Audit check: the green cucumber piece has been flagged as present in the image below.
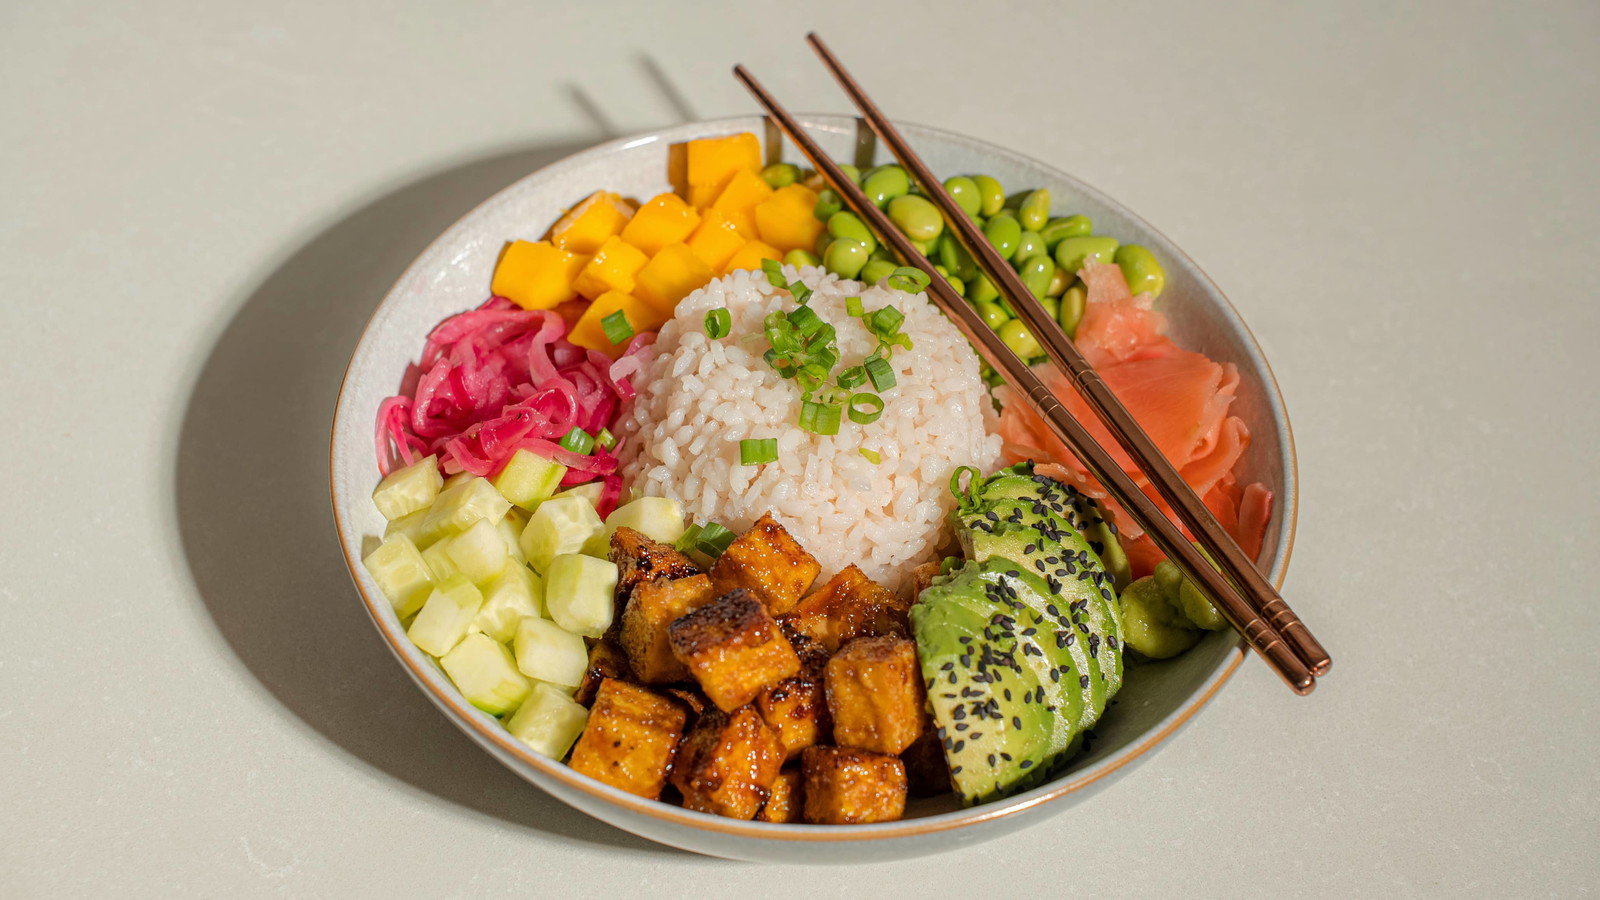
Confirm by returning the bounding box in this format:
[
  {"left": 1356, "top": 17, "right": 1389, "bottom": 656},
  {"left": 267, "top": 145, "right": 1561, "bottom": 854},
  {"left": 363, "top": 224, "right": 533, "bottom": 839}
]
[
  {"left": 407, "top": 576, "right": 484, "bottom": 657},
  {"left": 542, "top": 553, "right": 618, "bottom": 637},
  {"left": 372, "top": 454, "right": 443, "bottom": 521},
  {"left": 512, "top": 616, "right": 589, "bottom": 688},
  {"left": 520, "top": 495, "right": 603, "bottom": 573},
  {"left": 362, "top": 534, "right": 435, "bottom": 618},
  {"left": 491, "top": 449, "right": 568, "bottom": 509},
  {"left": 440, "top": 632, "right": 531, "bottom": 715},
  {"left": 505, "top": 682, "right": 589, "bottom": 758}
]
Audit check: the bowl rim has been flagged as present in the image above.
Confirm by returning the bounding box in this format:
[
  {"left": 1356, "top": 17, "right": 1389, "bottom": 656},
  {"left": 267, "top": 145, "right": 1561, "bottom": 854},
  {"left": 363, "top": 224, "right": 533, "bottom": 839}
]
[{"left": 329, "top": 113, "right": 1298, "bottom": 843}]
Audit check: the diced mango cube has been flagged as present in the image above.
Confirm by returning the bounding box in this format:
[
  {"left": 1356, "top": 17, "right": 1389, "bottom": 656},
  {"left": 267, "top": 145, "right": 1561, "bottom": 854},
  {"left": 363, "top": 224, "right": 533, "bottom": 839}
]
[
  {"left": 686, "top": 133, "right": 763, "bottom": 208},
  {"left": 491, "top": 240, "right": 588, "bottom": 311},
  {"left": 755, "top": 184, "right": 825, "bottom": 253},
  {"left": 635, "top": 243, "right": 716, "bottom": 317},
  {"left": 550, "top": 191, "right": 635, "bottom": 255},
  {"left": 572, "top": 236, "right": 650, "bottom": 300},
  {"left": 721, "top": 239, "right": 783, "bottom": 276},
  {"left": 568, "top": 291, "right": 670, "bottom": 359},
  {"left": 620, "top": 193, "right": 702, "bottom": 257},
  {"left": 711, "top": 169, "right": 774, "bottom": 240},
  {"left": 685, "top": 209, "right": 747, "bottom": 272}
]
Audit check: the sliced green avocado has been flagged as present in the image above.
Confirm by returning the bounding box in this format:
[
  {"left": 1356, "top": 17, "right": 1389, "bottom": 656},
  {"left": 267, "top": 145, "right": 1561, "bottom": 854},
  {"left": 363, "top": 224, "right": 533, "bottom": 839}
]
[{"left": 967, "top": 462, "right": 1132, "bottom": 590}]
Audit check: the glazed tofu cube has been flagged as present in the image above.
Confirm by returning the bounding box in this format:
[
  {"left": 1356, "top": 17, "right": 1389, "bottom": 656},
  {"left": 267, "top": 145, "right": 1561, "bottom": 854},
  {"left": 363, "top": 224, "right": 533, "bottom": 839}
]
[
  {"left": 781, "top": 563, "right": 907, "bottom": 654},
  {"left": 900, "top": 728, "right": 954, "bottom": 798},
  {"left": 611, "top": 526, "right": 700, "bottom": 601},
  {"left": 800, "top": 746, "right": 907, "bottom": 825},
  {"left": 573, "top": 640, "right": 633, "bottom": 707},
  {"left": 825, "top": 636, "right": 926, "bottom": 755},
  {"left": 754, "top": 768, "right": 804, "bottom": 824},
  {"left": 754, "top": 634, "right": 831, "bottom": 761},
  {"left": 669, "top": 589, "right": 801, "bottom": 712},
  {"left": 709, "top": 513, "right": 821, "bottom": 615},
  {"left": 620, "top": 573, "right": 717, "bottom": 683},
  {"left": 670, "top": 706, "right": 785, "bottom": 820},
  {"left": 567, "top": 679, "right": 687, "bottom": 800},
  {"left": 661, "top": 686, "right": 710, "bottom": 722}
]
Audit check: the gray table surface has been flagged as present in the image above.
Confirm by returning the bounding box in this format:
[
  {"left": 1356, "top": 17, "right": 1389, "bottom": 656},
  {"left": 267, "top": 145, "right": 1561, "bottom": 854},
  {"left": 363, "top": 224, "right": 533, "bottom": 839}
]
[{"left": 4, "top": 0, "right": 1596, "bottom": 895}]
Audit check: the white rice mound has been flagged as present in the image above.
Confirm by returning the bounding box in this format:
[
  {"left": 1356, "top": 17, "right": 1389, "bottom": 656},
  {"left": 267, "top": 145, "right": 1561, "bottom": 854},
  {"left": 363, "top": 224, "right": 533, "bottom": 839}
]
[{"left": 617, "top": 265, "right": 1001, "bottom": 590}]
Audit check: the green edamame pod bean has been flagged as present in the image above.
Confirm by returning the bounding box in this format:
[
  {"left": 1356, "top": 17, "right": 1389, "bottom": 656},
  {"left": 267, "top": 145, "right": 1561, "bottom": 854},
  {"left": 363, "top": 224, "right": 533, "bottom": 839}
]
[
  {"left": 946, "top": 274, "right": 965, "bottom": 297},
  {"left": 1039, "top": 215, "right": 1092, "bottom": 248},
  {"left": 1045, "top": 266, "right": 1070, "bottom": 297},
  {"left": 814, "top": 189, "right": 843, "bottom": 222},
  {"left": 887, "top": 194, "right": 944, "bottom": 242},
  {"left": 1054, "top": 236, "right": 1120, "bottom": 275},
  {"left": 862, "top": 165, "right": 909, "bottom": 207},
  {"left": 1169, "top": 544, "right": 1226, "bottom": 631},
  {"left": 827, "top": 211, "right": 878, "bottom": 254},
  {"left": 1013, "top": 230, "right": 1046, "bottom": 267},
  {"left": 1114, "top": 244, "right": 1167, "bottom": 299},
  {"left": 1153, "top": 560, "right": 1184, "bottom": 604},
  {"left": 823, "top": 238, "right": 870, "bottom": 279},
  {"left": 933, "top": 264, "right": 949, "bottom": 278},
  {"left": 1118, "top": 577, "right": 1202, "bottom": 659},
  {"left": 942, "top": 176, "right": 981, "bottom": 217},
  {"left": 968, "top": 272, "right": 999, "bottom": 304},
  {"left": 983, "top": 215, "right": 1023, "bottom": 261},
  {"left": 814, "top": 231, "right": 834, "bottom": 257},
  {"left": 1017, "top": 253, "right": 1056, "bottom": 298},
  {"left": 869, "top": 242, "right": 895, "bottom": 263},
  {"left": 1058, "top": 283, "right": 1086, "bottom": 336},
  {"left": 975, "top": 301, "right": 1010, "bottom": 330},
  {"left": 989, "top": 207, "right": 1017, "bottom": 222},
  {"left": 761, "top": 163, "right": 801, "bottom": 189},
  {"left": 859, "top": 259, "right": 899, "bottom": 284},
  {"left": 1037, "top": 293, "right": 1059, "bottom": 320},
  {"left": 909, "top": 236, "right": 936, "bottom": 256},
  {"left": 937, "top": 232, "right": 977, "bottom": 281},
  {"left": 1017, "top": 189, "right": 1051, "bottom": 231},
  {"left": 783, "top": 248, "right": 821, "bottom": 268},
  {"left": 972, "top": 174, "right": 1005, "bottom": 216},
  {"left": 837, "top": 163, "right": 862, "bottom": 185},
  {"left": 998, "top": 319, "right": 1041, "bottom": 359}
]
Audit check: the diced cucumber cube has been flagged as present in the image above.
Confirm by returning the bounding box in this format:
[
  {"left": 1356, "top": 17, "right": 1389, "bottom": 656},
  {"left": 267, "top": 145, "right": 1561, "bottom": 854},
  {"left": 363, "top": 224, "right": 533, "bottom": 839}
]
[
  {"left": 491, "top": 449, "right": 569, "bottom": 509},
  {"left": 500, "top": 509, "right": 529, "bottom": 565},
  {"left": 543, "top": 553, "right": 618, "bottom": 637},
  {"left": 604, "top": 496, "right": 687, "bottom": 545},
  {"left": 512, "top": 616, "right": 588, "bottom": 687},
  {"left": 421, "top": 540, "right": 462, "bottom": 583},
  {"left": 421, "top": 476, "right": 511, "bottom": 545},
  {"left": 551, "top": 481, "right": 607, "bottom": 509},
  {"left": 440, "top": 632, "right": 531, "bottom": 715},
  {"left": 407, "top": 576, "right": 484, "bottom": 657},
  {"left": 519, "top": 495, "right": 603, "bottom": 573},
  {"left": 361, "top": 534, "right": 435, "bottom": 618},
  {"left": 442, "top": 471, "right": 475, "bottom": 490},
  {"left": 371, "top": 455, "right": 442, "bottom": 521},
  {"left": 383, "top": 507, "right": 431, "bottom": 548},
  {"left": 470, "top": 565, "right": 544, "bottom": 643},
  {"left": 505, "top": 682, "right": 590, "bottom": 759},
  {"left": 444, "top": 517, "right": 510, "bottom": 585}
]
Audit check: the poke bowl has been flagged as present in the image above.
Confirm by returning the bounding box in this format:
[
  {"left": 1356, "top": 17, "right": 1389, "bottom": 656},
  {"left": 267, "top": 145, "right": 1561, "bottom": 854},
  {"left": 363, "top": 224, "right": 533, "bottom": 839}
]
[{"left": 330, "top": 114, "right": 1296, "bottom": 863}]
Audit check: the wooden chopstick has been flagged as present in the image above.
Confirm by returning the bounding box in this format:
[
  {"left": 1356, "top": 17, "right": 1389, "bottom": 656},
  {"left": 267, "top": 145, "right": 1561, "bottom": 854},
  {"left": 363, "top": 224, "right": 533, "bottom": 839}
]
[
  {"left": 731, "top": 65, "right": 1317, "bottom": 695},
  {"left": 800, "top": 33, "right": 1330, "bottom": 679}
]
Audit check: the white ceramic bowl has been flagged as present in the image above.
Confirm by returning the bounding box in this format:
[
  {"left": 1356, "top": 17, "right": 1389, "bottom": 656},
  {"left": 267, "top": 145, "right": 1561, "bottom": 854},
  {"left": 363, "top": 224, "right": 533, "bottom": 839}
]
[{"left": 330, "top": 114, "right": 1297, "bottom": 863}]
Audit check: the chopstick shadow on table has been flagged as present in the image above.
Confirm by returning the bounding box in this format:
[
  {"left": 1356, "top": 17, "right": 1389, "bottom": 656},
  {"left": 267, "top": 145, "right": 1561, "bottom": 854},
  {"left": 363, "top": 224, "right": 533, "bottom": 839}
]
[{"left": 171, "top": 140, "right": 678, "bottom": 857}]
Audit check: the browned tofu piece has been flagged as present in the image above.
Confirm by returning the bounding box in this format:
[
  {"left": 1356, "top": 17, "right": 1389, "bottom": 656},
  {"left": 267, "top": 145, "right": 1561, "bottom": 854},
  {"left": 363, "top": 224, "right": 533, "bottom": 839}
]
[
  {"left": 573, "top": 640, "right": 633, "bottom": 706},
  {"left": 611, "top": 526, "right": 700, "bottom": 601},
  {"left": 709, "top": 513, "right": 820, "bottom": 615},
  {"left": 754, "top": 767, "right": 804, "bottom": 823},
  {"left": 661, "top": 686, "right": 710, "bottom": 722},
  {"left": 670, "top": 705, "right": 785, "bottom": 820},
  {"left": 825, "top": 636, "right": 926, "bottom": 755},
  {"left": 900, "top": 728, "right": 953, "bottom": 798},
  {"left": 669, "top": 588, "right": 800, "bottom": 712},
  {"left": 754, "top": 633, "right": 831, "bottom": 761},
  {"left": 568, "top": 679, "right": 687, "bottom": 799},
  {"left": 910, "top": 561, "right": 943, "bottom": 598},
  {"left": 620, "top": 573, "right": 717, "bottom": 683},
  {"left": 800, "top": 746, "right": 907, "bottom": 824},
  {"left": 781, "top": 564, "right": 908, "bottom": 654}
]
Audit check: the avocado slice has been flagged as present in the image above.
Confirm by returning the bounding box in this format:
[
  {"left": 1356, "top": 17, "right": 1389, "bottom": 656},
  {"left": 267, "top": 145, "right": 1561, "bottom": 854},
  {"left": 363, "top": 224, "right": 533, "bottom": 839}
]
[{"left": 972, "top": 462, "right": 1131, "bottom": 590}]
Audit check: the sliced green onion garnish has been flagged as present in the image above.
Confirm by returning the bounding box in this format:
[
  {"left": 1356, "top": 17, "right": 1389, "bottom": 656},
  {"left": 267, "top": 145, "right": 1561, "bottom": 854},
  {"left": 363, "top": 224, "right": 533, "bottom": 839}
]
[
  {"left": 807, "top": 322, "right": 836, "bottom": 349},
  {"left": 859, "top": 448, "right": 881, "bottom": 465},
  {"left": 761, "top": 258, "right": 787, "bottom": 288},
  {"left": 787, "top": 305, "right": 823, "bottom": 337},
  {"left": 798, "top": 401, "right": 842, "bottom": 436},
  {"left": 836, "top": 365, "right": 867, "bottom": 389},
  {"left": 868, "top": 305, "right": 905, "bottom": 337},
  {"left": 595, "top": 427, "right": 618, "bottom": 451},
  {"left": 789, "top": 280, "right": 814, "bottom": 305},
  {"left": 695, "top": 522, "right": 737, "bottom": 556},
  {"left": 674, "top": 523, "right": 703, "bottom": 553},
  {"left": 847, "top": 392, "right": 885, "bottom": 425},
  {"left": 560, "top": 426, "right": 595, "bottom": 455},
  {"left": 601, "top": 310, "right": 634, "bottom": 345},
  {"left": 740, "top": 438, "right": 778, "bottom": 465},
  {"left": 864, "top": 355, "right": 897, "bottom": 391},
  {"left": 845, "top": 296, "right": 864, "bottom": 318},
  {"left": 886, "top": 266, "right": 932, "bottom": 293},
  {"left": 704, "top": 308, "right": 731, "bottom": 339},
  {"left": 765, "top": 312, "right": 802, "bottom": 354}
]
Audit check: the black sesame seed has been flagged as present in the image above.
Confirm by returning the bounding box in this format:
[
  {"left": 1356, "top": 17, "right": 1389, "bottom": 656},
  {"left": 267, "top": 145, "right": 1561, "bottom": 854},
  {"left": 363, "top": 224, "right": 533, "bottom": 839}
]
[
  {"left": 1012, "top": 716, "right": 1022, "bottom": 730},
  {"left": 1080, "top": 674, "right": 1090, "bottom": 689},
  {"left": 1020, "top": 759, "right": 1034, "bottom": 770}
]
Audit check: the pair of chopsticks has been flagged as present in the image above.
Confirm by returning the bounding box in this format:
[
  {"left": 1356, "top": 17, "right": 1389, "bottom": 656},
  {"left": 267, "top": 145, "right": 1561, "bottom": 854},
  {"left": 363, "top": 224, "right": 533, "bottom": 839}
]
[{"left": 735, "top": 34, "right": 1330, "bottom": 694}]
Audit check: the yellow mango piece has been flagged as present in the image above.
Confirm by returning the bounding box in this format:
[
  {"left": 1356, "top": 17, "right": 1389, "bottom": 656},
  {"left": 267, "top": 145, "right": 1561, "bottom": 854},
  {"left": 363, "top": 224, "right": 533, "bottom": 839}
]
[
  {"left": 721, "top": 239, "right": 783, "bottom": 276},
  {"left": 549, "top": 191, "right": 635, "bottom": 255},
  {"left": 754, "top": 184, "right": 824, "bottom": 252},
  {"left": 710, "top": 169, "right": 774, "bottom": 241},
  {"left": 572, "top": 236, "right": 650, "bottom": 300},
  {"left": 491, "top": 240, "right": 589, "bottom": 310},
  {"left": 635, "top": 243, "right": 716, "bottom": 317},
  {"left": 684, "top": 208, "right": 746, "bottom": 272},
  {"left": 620, "top": 193, "right": 702, "bottom": 257},
  {"left": 568, "top": 291, "right": 669, "bottom": 359},
  {"left": 686, "top": 133, "right": 762, "bottom": 208}
]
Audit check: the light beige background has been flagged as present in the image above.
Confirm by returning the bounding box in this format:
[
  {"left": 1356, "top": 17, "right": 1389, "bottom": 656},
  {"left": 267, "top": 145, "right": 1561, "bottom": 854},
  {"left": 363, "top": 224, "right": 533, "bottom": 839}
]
[{"left": 3, "top": 0, "right": 1595, "bottom": 895}]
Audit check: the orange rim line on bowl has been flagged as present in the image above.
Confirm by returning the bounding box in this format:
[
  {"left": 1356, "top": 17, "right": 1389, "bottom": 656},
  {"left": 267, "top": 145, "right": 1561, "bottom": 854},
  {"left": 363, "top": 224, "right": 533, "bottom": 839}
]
[{"left": 735, "top": 44, "right": 1321, "bottom": 695}]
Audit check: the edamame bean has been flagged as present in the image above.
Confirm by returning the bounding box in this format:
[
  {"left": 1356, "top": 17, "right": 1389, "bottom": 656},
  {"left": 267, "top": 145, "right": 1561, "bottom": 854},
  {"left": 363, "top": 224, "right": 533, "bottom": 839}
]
[
  {"left": 938, "top": 232, "right": 977, "bottom": 281},
  {"left": 887, "top": 194, "right": 943, "bottom": 242},
  {"left": 761, "top": 163, "right": 801, "bottom": 189},
  {"left": 862, "top": 165, "right": 909, "bottom": 207},
  {"left": 827, "top": 211, "right": 878, "bottom": 254},
  {"left": 859, "top": 259, "right": 898, "bottom": 284},
  {"left": 814, "top": 189, "right": 843, "bottom": 222},
  {"left": 972, "top": 174, "right": 1006, "bottom": 216},
  {"left": 823, "top": 238, "right": 870, "bottom": 279},
  {"left": 968, "top": 272, "right": 999, "bottom": 304},
  {"left": 1037, "top": 293, "right": 1060, "bottom": 320},
  {"left": 998, "top": 319, "right": 1041, "bottom": 359},
  {"left": 909, "top": 236, "right": 937, "bottom": 256},
  {"left": 1114, "top": 244, "right": 1166, "bottom": 298},
  {"left": 1058, "top": 283, "right": 1087, "bottom": 336},
  {"left": 1018, "top": 253, "right": 1057, "bottom": 298},
  {"left": 837, "top": 163, "right": 862, "bottom": 185},
  {"left": 1054, "top": 236, "right": 1121, "bottom": 275},
  {"left": 1014, "top": 230, "right": 1046, "bottom": 266},
  {"left": 975, "top": 301, "right": 1010, "bottom": 330},
  {"left": 946, "top": 274, "right": 966, "bottom": 296},
  {"left": 783, "top": 248, "right": 821, "bottom": 268},
  {"left": 1039, "top": 215, "right": 1092, "bottom": 248},
  {"left": 1118, "top": 577, "right": 1202, "bottom": 659},
  {"left": 1045, "top": 266, "right": 1070, "bottom": 297},
  {"left": 1018, "top": 189, "right": 1051, "bottom": 231},
  {"left": 943, "top": 176, "right": 981, "bottom": 217},
  {"left": 815, "top": 232, "right": 834, "bottom": 256},
  {"left": 869, "top": 242, "right": 895, "bottom": 263},
  {"left": 983, "top": 214, "right": 1023, "bottom": 261}
]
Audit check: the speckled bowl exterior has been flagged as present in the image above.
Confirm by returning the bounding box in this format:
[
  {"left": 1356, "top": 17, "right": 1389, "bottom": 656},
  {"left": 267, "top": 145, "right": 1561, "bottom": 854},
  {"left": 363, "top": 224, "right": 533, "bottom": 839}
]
[{"left": 330, "top": 115, "right": 1297, "bottom": 863}]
